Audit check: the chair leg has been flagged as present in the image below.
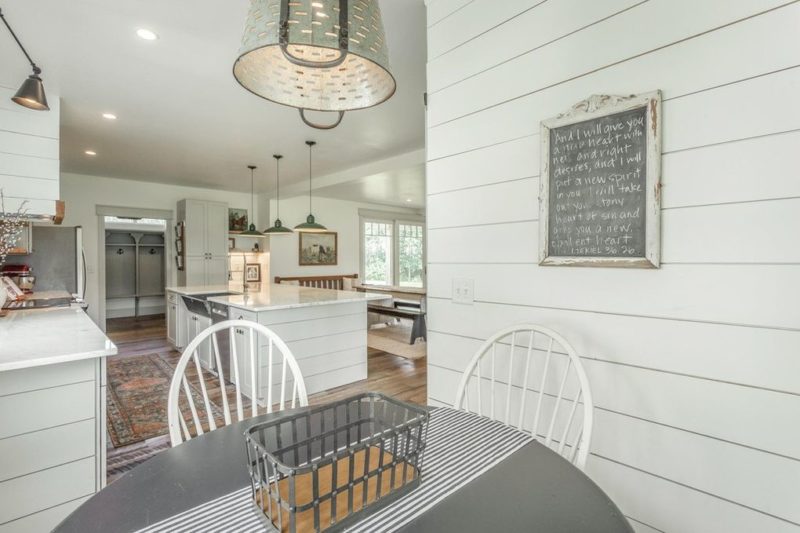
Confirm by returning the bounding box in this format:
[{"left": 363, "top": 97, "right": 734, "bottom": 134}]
[{"left": 410, "top": 315, "right": 427, "bottom": 345}]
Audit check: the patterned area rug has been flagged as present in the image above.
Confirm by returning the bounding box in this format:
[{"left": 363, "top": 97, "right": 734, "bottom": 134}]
[
  {"left": 106, "top": 353, "right": 229, "bottom": 448},
  {"left": 367, "top": 323, "right": 426, "bottom": 360}
]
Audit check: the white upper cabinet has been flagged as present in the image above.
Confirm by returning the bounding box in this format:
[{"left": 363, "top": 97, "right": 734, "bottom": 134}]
[{"left": 177, "top": 199, "right": 228, "bottom": 285}]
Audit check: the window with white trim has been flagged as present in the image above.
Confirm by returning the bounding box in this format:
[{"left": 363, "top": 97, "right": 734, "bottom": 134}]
[{"left": 360, "top": 214, "right": 425, "bottom": 288}]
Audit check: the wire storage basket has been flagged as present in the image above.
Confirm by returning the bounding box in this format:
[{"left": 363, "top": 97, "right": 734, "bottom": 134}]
[{"left": 245, "top": 392, "right": 429, "bottom": 533}]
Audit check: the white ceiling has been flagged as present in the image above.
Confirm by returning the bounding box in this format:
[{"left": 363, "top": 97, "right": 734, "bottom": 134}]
[
  {"left": 317, "top": 163, "right": 426, "bottom": 208},
  {"left": 0, "top": 0, "right": 426, "bottom": 197}
]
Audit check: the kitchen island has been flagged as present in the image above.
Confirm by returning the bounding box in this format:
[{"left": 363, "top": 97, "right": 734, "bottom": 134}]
[
  {"left": 0, "top": 304, "right": 117, "bottom": 532},
  {"left": 165, "top": 283, "right": 384, "bottom": 399}
]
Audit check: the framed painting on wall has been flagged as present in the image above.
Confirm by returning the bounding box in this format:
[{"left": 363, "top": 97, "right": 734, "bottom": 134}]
[
  {"left": 299, "top": 232, "right": 338, "bottom": 266},
  {"left": 228, "top": 208, "right": 248, "bottom": 233},
  {"left": 245, "top": 263, "right": 261, "bottom": 282}
]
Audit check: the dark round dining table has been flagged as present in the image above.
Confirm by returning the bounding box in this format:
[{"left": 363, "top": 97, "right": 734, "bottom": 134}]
[{"left": 54, "top": 408, "right": 632, "bottom": 532}]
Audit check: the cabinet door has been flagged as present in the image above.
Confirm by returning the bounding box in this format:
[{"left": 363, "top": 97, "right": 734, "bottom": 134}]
[
  {"left": 183, "top": 200, "right": 206, "bottom": 257},
  {"left": 195, "top": 315, "right": 213, "bottom": 371},
  {"left": 184, "top": 257, "right": 206, "bottom": 286},
  {"left": 232, "top": 326, "right": 257, "bottom": 401},
  {"left": 205, "top": 256, "right": 228, "bottom": 285},
  {"left": 166, "top": 300, "right": 177, "bottom": 345},
  {"left": 205, "top": 202, "right": 228, "bottom": 257}
]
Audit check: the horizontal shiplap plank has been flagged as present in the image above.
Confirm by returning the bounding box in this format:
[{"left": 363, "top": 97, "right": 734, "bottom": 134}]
[
  {"left": 302, "top": 362, "right": 367, "bottom": 396},
  {"left": 427, "top": 177, "right": 538, "bottom": 229},
  {"left": 587, "top": 456, "right": 800, "bottom": 533},
  {"left": 627, "top": 519, "right": 662, "bottom": 533},
  {"left": 0, "top": 382, "right": 95, "bottom": 440},
  {"left": 662, "top": 199, "right": 800, "bottom": 263},
  {"left": 427, "top": 135, "right": 538, "bottom": 195},
  {"left": 0, "top": 419, "right": 95, "bottom": 483},
  {"left": 428, "top": 222, "right": 537, "bottom": 264},
  {"left": 0, "top": 457, "right": 94, "bottom": 525},
  {"left": 0, "top": 130, "right": 59, "bottom": 159},
  {"left": 260, "top": 347, "right": 365, "bottom": 386},
  {"left": 257, "top": 302, "right": 365, "bottom": 325},
  {"left": 429, "top": 0, "right": 799, "bottom": 126},
  {"left": 0, "top": 197, "right": 57, "bottom": 216},
  {"left": 661, "top": 131, "right": 800, "bottom": 208},
  {"left": 0, "top": 359, "right": 95, "bottom": 397},
  {"left": 590, "top": 410, "right": 800, "bottom": 525},
  {"left": 261, "top": 312, "right": 366, "bottom": 342},
  {"left": 0, "top": 108, "right": 58, "bottom": 140},
  {"left": 0, "top": 495, "right": 90, "bottom": 533},
  {"left": 266, "top": 330, "right": 366, "bottom": 361},
  {"left": 428, "top": 0, "right": 548, "bottom": 60},
  {"left": 0, "top": 175, "right": 59, "bottom": 202},
  {"left": 428, "top": 0, "right": 637, "bottom": 89},
  {"left": 427, "top": 263, "right": 800, "bottom": 330},
  {"left": 426, "top": 299, "right": 800, "bottom": 395},
  {"left": 426, "top": 0, "right": 473, "bottom": 29},
  {"left": 426, "top": 197, "right": 800, "bottom": 264},
  {"left": 428, "top": 14, "right": 800, "bottom": 159},
  {"left": 0, "top": 152, "right": 59, "bottom": 180}
]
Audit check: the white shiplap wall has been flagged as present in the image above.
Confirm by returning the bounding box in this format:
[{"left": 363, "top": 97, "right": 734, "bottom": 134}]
[
  {"left": 424, "top": 1, "right": 800, "bottom": 531},
  {"left": 0, "top": 84, "right": 59, "bottom": 216}
]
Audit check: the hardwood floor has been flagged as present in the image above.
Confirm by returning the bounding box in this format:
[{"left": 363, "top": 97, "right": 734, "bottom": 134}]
[{"left": 105, "top": 315, "right": 427, "bottom": 482}]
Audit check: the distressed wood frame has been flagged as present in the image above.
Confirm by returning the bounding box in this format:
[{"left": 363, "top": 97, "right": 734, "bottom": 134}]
[
  {"left": 539, "top": 90, "right": 662, "bottom": 268},
  {"left": 298, "top": 231, "right": 338, "bottom": 266}
]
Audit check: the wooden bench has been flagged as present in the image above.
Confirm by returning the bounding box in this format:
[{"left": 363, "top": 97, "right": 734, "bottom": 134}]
[
  {"left": 274, "top": 274, "right": 358, "bottom": 290},
  {"left": 367, "top": 304, "right": 427, "bottom": 345}
]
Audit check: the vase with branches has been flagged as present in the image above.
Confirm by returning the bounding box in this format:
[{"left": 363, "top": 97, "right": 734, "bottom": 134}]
[{"left": 0, "top": 189, "right": 28, "bottom": 268}]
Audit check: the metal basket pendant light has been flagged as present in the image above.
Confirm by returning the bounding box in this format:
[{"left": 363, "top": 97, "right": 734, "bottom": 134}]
[
  {"left": 233, "top": 0, "right": 396, "bottom": 130},
  {"left": 240, "top": 165, "right": 265, "bottom": 236},
  {"left": 264, "top": 154, "right": 293, "bottom": 234},
  {"left": 295, "top": 141, "right": 327, "bottom": 232},
  {"left": 0, "top": 8, "right": 49, "bottom": 111}
]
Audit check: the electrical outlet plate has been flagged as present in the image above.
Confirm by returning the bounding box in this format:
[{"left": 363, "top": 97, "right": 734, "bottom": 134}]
[{"left": 452, "top": 278, "right": 474, "bottom": 305}]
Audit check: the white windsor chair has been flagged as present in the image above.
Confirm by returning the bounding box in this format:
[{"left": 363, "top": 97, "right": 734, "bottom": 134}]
[
  {"left": 454, "top": 324, "right": 594, "bottom": 470},
  {"left": 167, "top": 319, "right": 308, "bottom": 447}
]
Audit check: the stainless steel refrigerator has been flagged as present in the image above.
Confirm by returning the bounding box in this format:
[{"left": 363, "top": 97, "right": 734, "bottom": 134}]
[{"left": 12, "top": 225, "right": 86, "bottom": 299}]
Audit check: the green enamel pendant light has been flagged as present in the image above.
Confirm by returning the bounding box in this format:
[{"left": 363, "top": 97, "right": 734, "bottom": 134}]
[
  {"left": 239, "top": 165, "right": 265, "bottom": 236},
  {"left": 264, "top": 154, "right": 292, "bottom": 234},
  {"left": 294, "top": 141, "right": 327, "bottom": 232}
]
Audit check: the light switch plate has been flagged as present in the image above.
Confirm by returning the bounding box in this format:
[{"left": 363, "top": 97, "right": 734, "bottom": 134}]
[{"left": 452, "top": 278, "right": 474, "bottom": 305}]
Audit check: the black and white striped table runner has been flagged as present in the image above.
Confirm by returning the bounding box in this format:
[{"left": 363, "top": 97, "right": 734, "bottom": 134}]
[{"left": 137, "top": 408, "right": 533, "bottom": 533}]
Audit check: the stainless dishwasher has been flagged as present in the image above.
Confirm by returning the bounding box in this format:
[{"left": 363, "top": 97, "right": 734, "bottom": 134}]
[{"left": 209, "top": 301, "right": 232, "bottom": 383}]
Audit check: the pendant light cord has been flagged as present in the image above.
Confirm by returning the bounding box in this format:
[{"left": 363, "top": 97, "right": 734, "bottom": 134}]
[
  {"left": 250, "top": 167, "right": 255, "bottom": 222},
  {"left": 308, "top": 143, "right": 313, "bottom": 214},
  {"left": 276, "top": 157, "right": 280, "bottom": 219},
  {"left": 0, "top": 9, "right": 41, "bottom": 74}
]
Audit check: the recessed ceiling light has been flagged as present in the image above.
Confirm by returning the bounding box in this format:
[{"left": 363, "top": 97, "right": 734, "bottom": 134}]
[
  {"left": 85, "top": 150, "right": 97, "bottom": 156},
  {"left": 405, "top": 198, "right": 413, "bottom": 203},
  {"left": 136, "top": 28, "right": 158, "bottom": 41},
  {"left": 102, "top": 113, "right": 117, "bottom": 120}
]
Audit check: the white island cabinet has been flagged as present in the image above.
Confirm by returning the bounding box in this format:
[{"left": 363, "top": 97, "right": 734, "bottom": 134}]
[
  {"left": 210, "top": 284, "right": 385, "bottom": 399},
  {"left": 0, "top": 306, "right": 116, "bottom": 533}
]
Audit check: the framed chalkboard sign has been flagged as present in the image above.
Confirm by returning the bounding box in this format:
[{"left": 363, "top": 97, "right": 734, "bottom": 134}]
[{"left": 539, "top": 91, "right": 662, "bottom": 268}]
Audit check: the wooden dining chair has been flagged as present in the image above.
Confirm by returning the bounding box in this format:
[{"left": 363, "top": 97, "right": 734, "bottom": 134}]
[
  {"left": 167, "top": 320, "right": 308, "bottom": 447},
  {"left": 454, "top": 324, "right": 594, "bottom": 470}
]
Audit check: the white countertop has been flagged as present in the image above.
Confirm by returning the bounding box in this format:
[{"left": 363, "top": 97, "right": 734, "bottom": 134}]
[
  {"left": 0, "top": 306, "right": 117, "bottom": 372},
  {"left": 165, "top": 284, "right": 244, "bottom": 296},
  {"left": 207, "top": 283, "right": 386, "bottom": 312}
]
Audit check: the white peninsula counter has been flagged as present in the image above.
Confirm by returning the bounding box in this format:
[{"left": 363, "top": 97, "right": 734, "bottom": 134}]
[
  {"left": 0, "top": 305, "right": 117, "bottom": 532},
  {"left": 165, "top": 283, "right": 384, "bottom": 399}
]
